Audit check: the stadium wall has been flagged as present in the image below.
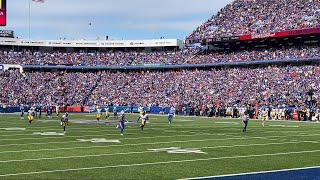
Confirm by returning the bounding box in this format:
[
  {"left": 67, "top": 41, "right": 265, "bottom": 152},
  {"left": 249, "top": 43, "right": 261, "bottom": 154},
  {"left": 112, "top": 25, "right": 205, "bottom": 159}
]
[
  {"left": 15, "top": 57, "right": 320, "bottom": 71},
  {"left": 0, "top": 106, "right": 309, "bottom": 121},
  {"left": 0, "top": 106, "right": 171, "bottom": 114}
]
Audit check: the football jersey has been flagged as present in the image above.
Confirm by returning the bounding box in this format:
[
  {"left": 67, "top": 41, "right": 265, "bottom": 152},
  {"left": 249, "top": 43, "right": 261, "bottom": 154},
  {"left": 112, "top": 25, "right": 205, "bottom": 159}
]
[{"left": 140, "top": 114, "right": 148, "bottom": 121}]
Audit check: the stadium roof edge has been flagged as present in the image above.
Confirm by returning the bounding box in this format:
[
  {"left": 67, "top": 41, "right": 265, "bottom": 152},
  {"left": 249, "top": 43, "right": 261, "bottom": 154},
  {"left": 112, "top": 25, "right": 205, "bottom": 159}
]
[{"left": 0, "top": 38, "right": 184, "bottom": 48}]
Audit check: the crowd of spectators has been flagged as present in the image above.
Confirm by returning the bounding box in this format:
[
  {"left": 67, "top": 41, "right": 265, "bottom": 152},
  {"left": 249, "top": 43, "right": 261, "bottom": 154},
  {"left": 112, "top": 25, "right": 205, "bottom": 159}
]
[
  {"left": 1, "top": 65, "right": 320, "bottom": 110},
  {"left": 90, "top": 66, "right": 320, "bottom": 109},
  {"left": 2, "top": 1, "right": 320, "bottom": 112},
  {"left": 189, "top": 45, "right": 320, "bottom": 64},
  {"left": 0, "top": 45, "right": 320, "bottom": 66},
  {"left": 0, "top": 48, "right": 199, "bottom": 66},
  {"left": 0, "top": 70, "right": 99, "bottom": 106},
  {"left": 187, "top": 0, "right": 320, "bottom": 40}
]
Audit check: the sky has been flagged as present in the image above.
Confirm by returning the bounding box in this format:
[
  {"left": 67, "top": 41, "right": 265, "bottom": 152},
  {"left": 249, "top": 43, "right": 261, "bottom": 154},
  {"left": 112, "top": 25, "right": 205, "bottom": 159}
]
[{"left": 5, "top": 0, "right": 233, "bottom": 40}]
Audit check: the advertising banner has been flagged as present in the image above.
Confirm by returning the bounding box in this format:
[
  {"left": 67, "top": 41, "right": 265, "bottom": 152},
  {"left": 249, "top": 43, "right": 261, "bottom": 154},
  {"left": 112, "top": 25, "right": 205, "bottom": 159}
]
[{"left": 0, "top": 0, "right": 6, "bottom": 26}]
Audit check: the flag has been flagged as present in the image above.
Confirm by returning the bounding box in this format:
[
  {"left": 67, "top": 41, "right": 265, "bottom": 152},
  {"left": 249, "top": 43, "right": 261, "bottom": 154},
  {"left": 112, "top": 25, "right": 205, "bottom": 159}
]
[{"left": 32, "top": 0, "right": 45, "bottom": 3}]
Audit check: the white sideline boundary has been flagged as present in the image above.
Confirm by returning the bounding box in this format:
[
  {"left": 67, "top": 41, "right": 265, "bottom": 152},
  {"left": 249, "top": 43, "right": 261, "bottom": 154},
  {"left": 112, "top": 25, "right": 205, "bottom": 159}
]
[
  {"left": 0, "top": 141, "right": 316, "bottom": 163},
  {"left": 1, "top": 149, "right": 320, "bottom": 177},
  {"left": 178, "top": 166, "right": 320, "bottom": 180}
]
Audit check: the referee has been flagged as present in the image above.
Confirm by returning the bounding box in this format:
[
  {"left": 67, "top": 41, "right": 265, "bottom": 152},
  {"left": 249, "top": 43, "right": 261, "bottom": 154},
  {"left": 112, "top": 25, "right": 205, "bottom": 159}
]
[{"left": 242, "top": 112, "right": 249, "bottom": 132}]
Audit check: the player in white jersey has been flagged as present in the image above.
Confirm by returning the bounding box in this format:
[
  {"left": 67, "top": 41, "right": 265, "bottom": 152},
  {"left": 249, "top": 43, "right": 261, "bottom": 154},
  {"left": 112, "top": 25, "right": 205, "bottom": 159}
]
[
  {"left": 261, "top": 108, "right": 268, "bottom": 126},
  {"left": 316, "top": 109, "right": 320, "bottom": 122},
  {"left": 61, "top": 115, "right": 68, "bottom": 133},
  {"left": 137, "top": 112, "right": 149, "bottom": 132},
  {"left": 96, "top": 107, "right": 102, "bottom": 122},
  {"left": 27, "top": 109, "right": 34, "bottom": 125},
  {"left": 105, "top": 107, "right": 110, "bottom": 120},
  {"left": 242, "top": 112, "right": 249, "bottom": 132},
  {"left": 168, "top": 106, "right": 175, "bottom": 125},
  {"left": 138, "top": 106, "right": 144, "bottom": 115},
  {"left": 55, "top": 105, "right": 60, "bottom": 117}
]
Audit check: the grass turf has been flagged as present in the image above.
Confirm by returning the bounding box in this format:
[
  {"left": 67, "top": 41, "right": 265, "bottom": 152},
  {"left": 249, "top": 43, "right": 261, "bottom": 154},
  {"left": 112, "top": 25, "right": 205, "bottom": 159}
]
[{"left": 0, "top": 113, "right": 319, "bottom": 179}]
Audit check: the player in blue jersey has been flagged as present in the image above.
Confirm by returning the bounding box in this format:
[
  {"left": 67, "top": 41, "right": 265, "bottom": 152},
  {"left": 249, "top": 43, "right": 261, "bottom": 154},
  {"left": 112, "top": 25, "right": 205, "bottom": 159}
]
[
  {"left": 116, "top": 110, "right": 126, "bottom": 135},
  {"left": 20, "top": 104, "right": 24, "bottom": 119},
  {"left": 37, "top": 104, "right": 42, "bottom": 118},
  {"left": 168, "top": 106, "right": 175, "bottom": 125},
  {"left": 113, "top": 107, "right": 118, "bottom": 120},
  {"left": 46, "top": 105, "right": 53, "bottom": 118}
]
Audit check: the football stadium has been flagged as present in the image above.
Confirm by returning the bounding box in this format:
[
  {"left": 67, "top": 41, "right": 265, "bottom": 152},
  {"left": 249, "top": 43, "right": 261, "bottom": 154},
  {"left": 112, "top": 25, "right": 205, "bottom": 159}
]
[{"left": 0, "top": 0, "right": 320, "bottom": 179}]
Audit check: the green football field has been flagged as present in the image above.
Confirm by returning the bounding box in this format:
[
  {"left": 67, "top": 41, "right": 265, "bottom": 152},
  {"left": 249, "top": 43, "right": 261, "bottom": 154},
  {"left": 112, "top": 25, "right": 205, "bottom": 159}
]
[{"left": 0, "top": 113, "right": 319, "bottom": 179}]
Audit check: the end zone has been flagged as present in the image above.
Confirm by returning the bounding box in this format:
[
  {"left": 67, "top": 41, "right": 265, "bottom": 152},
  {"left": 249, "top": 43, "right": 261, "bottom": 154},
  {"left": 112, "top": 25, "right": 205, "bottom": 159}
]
[{"left": 179, "top": 166, "right": 320, "bottom": 180}]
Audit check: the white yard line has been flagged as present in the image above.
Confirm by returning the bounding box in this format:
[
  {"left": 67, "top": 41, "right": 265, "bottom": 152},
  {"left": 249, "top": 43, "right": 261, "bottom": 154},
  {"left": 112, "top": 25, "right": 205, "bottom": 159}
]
[
  {"left": 0, "top": 133, "right": 319, "bottom": 154},
  {"left": 1, "top": 149, "right": 320, "bottom": 177},
  {"left": 0, "top": 128, "right": 319, "bottom": 142},
  {"left": 0, "top": 133, "right": 226, "bottom": 147},
  {"left": 0, "top": 141, "right": 315, "bottom": 163},
  {"left": 0, "top": 127, "right": 220, "bottom": 139},
  {"left": 0, "top": 133, "right": 142, "bottom": 141},
  {"left": 0, "top": 136, "right": 267, "bottom": 154}
]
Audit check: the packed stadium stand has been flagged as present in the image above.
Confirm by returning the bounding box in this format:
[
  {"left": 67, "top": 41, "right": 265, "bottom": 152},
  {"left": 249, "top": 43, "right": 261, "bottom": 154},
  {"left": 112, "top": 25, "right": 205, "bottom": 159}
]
[
  {"left": 1, "top": 0, "right": 320, "bottom": 115},
  {"left": 0, "top": 44, "right": 320, "bottom": 65},
  {"left": 0, "top": 70, "right": 99, "bottom": 106},
  {"left": 186, "top": 0, "right": 320, "bottom": 41},
  {"left": 0, "top": 49, "right": 197, "bottom": 66}
]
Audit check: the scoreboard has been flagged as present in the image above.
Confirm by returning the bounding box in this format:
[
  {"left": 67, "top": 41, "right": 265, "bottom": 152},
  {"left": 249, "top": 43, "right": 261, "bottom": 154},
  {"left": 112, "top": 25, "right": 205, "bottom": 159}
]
[{"left": 0, "top": 0, "right": 6, "bottom": 26}]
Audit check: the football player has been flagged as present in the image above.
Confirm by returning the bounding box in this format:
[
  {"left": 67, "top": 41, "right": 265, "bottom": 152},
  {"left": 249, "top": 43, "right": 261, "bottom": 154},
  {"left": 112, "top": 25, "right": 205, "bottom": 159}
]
[
  {"left": 61, "top": 114, "right": 68, "bottom": 133},
  {"left": 105, "top": 107, "right": 110, "bottom": 120},
  {"left": 116, "top": 110, "right": 126, "bottom": 135},
  {"left": 261, "top": 108, "right": 268, "bottom": 126},
  {"left": 27, "top": 108, "right": 34, "bottom": 125},
  {"left": 20, "top": 104, "right": 24, "bottom": 119},
  {"left": 168, "top": 106, "right": 175, "bottom": 125},
  {"left": 96, "top": 106, "right": 102, "bottom": 122},
  {"left": 113, "top": 107, "right": 118, "bottom": 120},
  {"left": 56, "top": 105, "right": 60, "bottom": 117},
  {"left": 137, "top": 111, "right": 149, "bottom": 132}
]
